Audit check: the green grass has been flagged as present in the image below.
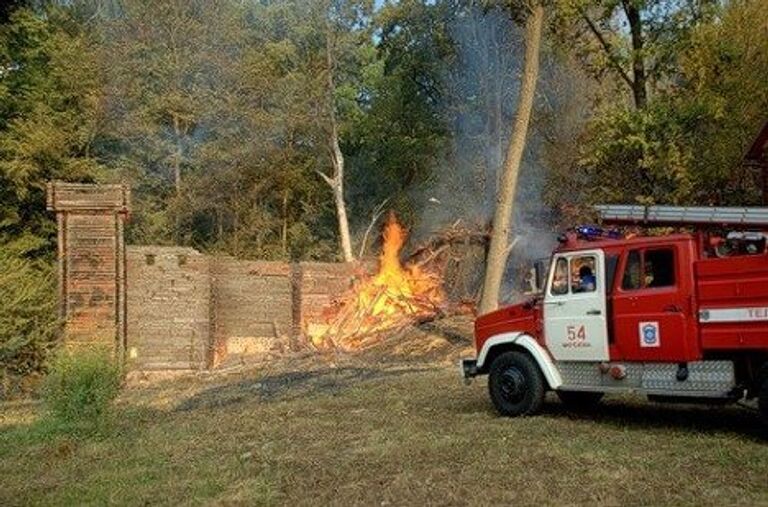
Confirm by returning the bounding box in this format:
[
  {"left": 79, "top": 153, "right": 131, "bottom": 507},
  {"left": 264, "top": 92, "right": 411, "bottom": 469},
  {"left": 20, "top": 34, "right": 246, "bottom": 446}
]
[
  {"left": 39, "top": 348, "right": 121, "bottom": 436},
  {"left": 1, "top": 364, "right": 767, "bottom": 506}
]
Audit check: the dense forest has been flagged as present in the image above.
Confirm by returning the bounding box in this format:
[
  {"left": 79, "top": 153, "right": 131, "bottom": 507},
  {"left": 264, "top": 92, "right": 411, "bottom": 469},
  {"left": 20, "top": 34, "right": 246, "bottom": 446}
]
[{"left": 1, "top": 0, "right": 766, "bottom": 377}]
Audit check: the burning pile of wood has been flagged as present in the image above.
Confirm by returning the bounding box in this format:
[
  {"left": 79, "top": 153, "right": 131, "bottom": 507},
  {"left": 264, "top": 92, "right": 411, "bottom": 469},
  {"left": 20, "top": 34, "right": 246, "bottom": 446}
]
[{"left": 307, "top": 212, "right": 447, "bottom": 350}]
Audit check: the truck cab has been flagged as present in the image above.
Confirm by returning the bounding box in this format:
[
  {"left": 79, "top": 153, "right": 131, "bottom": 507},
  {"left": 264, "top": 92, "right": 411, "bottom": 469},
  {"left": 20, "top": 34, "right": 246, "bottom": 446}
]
[
  {"left": 462, "top": 205, "right": 768, "bottom": 428},
  {"left": 544, "top": 233, "right": 699, "bottom": 363}
]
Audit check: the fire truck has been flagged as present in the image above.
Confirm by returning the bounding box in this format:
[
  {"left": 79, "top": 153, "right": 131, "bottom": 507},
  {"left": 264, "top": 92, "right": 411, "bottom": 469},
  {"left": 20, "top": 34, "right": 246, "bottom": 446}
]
[{"left": 462, "top": 205, "right": 768, "bottom": 427}]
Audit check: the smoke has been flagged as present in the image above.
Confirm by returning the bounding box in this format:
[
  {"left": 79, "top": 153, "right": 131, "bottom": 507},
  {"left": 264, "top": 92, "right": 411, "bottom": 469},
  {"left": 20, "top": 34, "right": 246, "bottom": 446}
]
[{"left": 411, "top": 4, "right": 557, "bottom": 302}]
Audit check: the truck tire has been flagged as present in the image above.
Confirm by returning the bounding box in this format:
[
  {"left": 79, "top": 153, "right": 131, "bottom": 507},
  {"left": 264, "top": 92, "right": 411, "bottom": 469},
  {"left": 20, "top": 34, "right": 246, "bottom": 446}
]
[
  {"left": 488, "top": 351, "right": 545, "bottom": 417},
  {"left": 557, "top": 390, "right": 604, "bottom": 410}
]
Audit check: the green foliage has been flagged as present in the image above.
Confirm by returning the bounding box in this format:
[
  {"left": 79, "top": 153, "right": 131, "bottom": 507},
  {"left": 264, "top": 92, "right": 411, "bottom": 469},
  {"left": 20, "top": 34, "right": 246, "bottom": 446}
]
[
  {"left": 0, "top": 0, "right": 761, "bottom": 250},
  {"left": 574, "top": 104, "right": 695, "bottom": 206},
  {"left": 674, "top": 0, "right": 768, "bottom": 205},
  {"left": 545, "top": 0, "right": 768, "bottom": 222},
  {"left": 551, "top": 0, "right": 719, "bottom": 102},
  {"left": 0, "top": 6, "right": 104, "bottom": 254},
  {"left": 0, "top": 5, "right": 98, "bottom": 383},
  {"left": 94, "top": 0, "right": 382, "bottom": 260},
  {"left": 347, "top": 0, "right": 450, "bottom": 219},
  {"left": 0, "top": 239, "right": 59, "bottom": 380},
  {"left": 41, "top": 348, "right": 121, "bottom": 432}
]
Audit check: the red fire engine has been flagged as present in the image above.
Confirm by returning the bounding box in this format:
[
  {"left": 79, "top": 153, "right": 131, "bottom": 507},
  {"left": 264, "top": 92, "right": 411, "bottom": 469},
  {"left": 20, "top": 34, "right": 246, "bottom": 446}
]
[{"left": 462, "top": 205, "right": 768, "bottom": 427}]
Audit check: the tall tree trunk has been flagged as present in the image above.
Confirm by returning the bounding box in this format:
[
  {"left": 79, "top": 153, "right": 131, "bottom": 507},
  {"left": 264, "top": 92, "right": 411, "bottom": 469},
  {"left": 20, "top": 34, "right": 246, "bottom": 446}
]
[
  {"left": 319, "top": 16, "right": 355, "bottom": 262},
  {"left": 622, "top": 0, "right": 647, "bottom": 109},
  {"left": 478, "top": 3, "right": 544, "bottom": 315}
]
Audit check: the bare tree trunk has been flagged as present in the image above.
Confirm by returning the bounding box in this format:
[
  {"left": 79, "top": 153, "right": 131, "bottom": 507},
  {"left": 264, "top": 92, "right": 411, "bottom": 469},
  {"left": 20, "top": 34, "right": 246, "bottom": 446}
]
[
  {"left": 332, "top": 168, "right": 354, "bottom": 262},
  {"left": 318, "top": 15, "right": 355, "bottom": 262},
  {"left": 478, "top": 3, "right": 544, "bottom": 315}
]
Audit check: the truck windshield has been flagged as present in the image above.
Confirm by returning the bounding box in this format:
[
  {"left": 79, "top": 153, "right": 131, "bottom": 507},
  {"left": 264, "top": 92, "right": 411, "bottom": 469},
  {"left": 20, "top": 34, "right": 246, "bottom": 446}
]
[{"left": 551, "top": 258, "right": 568, "bottom": 295}]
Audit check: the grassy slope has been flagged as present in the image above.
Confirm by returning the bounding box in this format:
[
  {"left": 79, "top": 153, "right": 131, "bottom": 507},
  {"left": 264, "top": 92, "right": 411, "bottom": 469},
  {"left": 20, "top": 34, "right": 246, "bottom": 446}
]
[{"left": 1, "top": 365, "right": 767, "bottom": 506}]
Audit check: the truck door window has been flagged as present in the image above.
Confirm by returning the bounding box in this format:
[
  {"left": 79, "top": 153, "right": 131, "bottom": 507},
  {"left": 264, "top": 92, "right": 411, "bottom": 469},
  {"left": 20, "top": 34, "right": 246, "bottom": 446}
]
[
  {"left": 621, "top": 248, "right": 675, "bottom": 290},
  {"left": 645, "top": 249, "right": 675, "bottom": 287},
  {"left": 551, "top": 257, "right": 569, "bottom": 295},
  {"left": 571, "top": 255, "right": 597, "bottom": 293}
]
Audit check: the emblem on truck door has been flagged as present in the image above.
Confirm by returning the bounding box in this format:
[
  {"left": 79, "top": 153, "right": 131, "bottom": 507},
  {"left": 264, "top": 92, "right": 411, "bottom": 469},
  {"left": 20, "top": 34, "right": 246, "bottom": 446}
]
[{"left": 639, "top": 321, "right": 661, "bottom": 348}]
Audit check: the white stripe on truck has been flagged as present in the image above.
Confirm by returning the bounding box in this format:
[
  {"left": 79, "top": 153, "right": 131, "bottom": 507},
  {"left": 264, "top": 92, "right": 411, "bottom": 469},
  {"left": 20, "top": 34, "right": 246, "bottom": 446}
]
[{"left": 699, "top": 307, "right": 768, "bottom": 323}]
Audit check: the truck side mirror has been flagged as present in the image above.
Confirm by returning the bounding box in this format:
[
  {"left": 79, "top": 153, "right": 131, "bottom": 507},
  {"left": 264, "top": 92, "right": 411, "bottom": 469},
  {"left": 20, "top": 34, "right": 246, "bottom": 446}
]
[
  {"left": 530, "top": 258, "right": 550, "bottom": 294},
  {"left": 527, "top": 267, "right": 538, "bottom": 293}
]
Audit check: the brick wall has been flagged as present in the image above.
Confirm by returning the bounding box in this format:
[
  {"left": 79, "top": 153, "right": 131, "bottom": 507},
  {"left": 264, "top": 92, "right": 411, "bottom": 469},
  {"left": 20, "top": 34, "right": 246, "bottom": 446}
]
[
  {"left": 294, "top": 262, "right": 359, "bottom": 336},
  {"left": 126, "top": 247, "right": 211, "bottom": 370},
  {"left": 51, "top": 183, "right": 372, "bottom": 370},
  {"left": 101, "top": 252, "right": 364, "bottom": 369},
  {"left": 211, "top": 258, "right": 292, "bottom": 364}
]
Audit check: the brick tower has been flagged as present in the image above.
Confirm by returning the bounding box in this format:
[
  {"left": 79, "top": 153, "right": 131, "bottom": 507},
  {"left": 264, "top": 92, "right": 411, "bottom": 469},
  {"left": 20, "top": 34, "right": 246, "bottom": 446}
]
[{"left": 46, "top": 182, "right": 130, "bottom": 360}]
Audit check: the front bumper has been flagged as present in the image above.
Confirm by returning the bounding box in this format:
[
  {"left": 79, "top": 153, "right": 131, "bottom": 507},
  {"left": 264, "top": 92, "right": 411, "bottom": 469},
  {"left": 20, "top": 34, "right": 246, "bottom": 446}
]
[{"left": 460, "top": 358, "right": 479, "bottom": 379}]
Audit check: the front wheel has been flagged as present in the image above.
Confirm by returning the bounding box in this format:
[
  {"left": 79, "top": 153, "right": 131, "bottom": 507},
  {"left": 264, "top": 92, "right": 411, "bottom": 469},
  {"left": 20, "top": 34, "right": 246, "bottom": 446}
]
[{"left": 488, "top": 351, "right": 545, "bottom": 417}]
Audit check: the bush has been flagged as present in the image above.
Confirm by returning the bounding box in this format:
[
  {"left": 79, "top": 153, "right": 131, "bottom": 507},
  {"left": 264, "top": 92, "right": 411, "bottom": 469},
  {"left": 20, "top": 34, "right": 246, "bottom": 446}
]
[
  {"left": 41, "top": 348, "right": 121, "bottom": 430},
  {"left": 0, "top": 243, "right": 60, "bottom": 383}
]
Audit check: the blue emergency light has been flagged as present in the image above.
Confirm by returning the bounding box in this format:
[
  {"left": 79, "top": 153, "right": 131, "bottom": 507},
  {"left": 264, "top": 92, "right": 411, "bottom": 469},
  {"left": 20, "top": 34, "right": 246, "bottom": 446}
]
[{"left": 575, "top": 225, "right": 622, "bottom": 241}]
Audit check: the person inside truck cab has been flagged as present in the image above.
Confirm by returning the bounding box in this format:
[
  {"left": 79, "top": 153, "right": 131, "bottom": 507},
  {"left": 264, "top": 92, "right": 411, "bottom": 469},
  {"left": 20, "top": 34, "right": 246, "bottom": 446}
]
[
  {"left": 576, "top": 265, "right": 596, "bottom": 292},
  {"left": 644, "top": 250, "right": 675, "bottom": 287}
]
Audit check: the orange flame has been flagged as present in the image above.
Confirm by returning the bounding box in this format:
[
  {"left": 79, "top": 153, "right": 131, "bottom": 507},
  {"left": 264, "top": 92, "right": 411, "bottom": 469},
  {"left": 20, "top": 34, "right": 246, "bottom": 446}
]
[{"left": 309, "top": 212, "right": 444, "bottom": 349}]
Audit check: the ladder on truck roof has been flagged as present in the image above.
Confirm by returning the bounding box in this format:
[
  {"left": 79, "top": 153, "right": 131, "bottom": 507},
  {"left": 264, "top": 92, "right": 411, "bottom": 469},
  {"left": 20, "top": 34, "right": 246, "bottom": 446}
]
[{"left": 595, "top": 204, "right": 768, "bottom": 228}]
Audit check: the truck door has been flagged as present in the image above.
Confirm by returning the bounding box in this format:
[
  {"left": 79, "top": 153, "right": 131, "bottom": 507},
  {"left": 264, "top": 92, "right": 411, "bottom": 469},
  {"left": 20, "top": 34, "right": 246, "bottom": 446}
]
[
  {"left": 543, "top": 250, "right": 610, "bottom": 362},
  {"left": 612, "top": 245, "right": 696, "bottom": 361}
]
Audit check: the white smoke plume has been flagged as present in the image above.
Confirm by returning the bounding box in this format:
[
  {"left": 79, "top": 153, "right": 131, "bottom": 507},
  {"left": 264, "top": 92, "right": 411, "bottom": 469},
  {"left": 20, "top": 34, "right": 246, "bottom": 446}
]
[{"left": 411, "top": 3, "right": 557, "bottom": 303}]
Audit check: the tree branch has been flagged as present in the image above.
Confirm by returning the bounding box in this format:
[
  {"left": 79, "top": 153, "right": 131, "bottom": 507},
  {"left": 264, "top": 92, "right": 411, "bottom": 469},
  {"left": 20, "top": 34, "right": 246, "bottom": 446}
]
[
  {"left": 580, "top": 12, "right": 634, "bottom": 90},
  {"left": 315, "top": 169, "right": 334, "bottom": 188},
  {"left": 503, "top": 236, "right": 520, "bottom": 257},
  {"left": 358, "top": 197, "right": 391, "bottom": 258}
]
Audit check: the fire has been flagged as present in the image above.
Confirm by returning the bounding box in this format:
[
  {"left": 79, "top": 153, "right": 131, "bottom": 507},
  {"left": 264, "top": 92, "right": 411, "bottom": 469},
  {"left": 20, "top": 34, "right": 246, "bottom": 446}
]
[{"left": 309, "top": 212, "right": 445, "bottom": 350}]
